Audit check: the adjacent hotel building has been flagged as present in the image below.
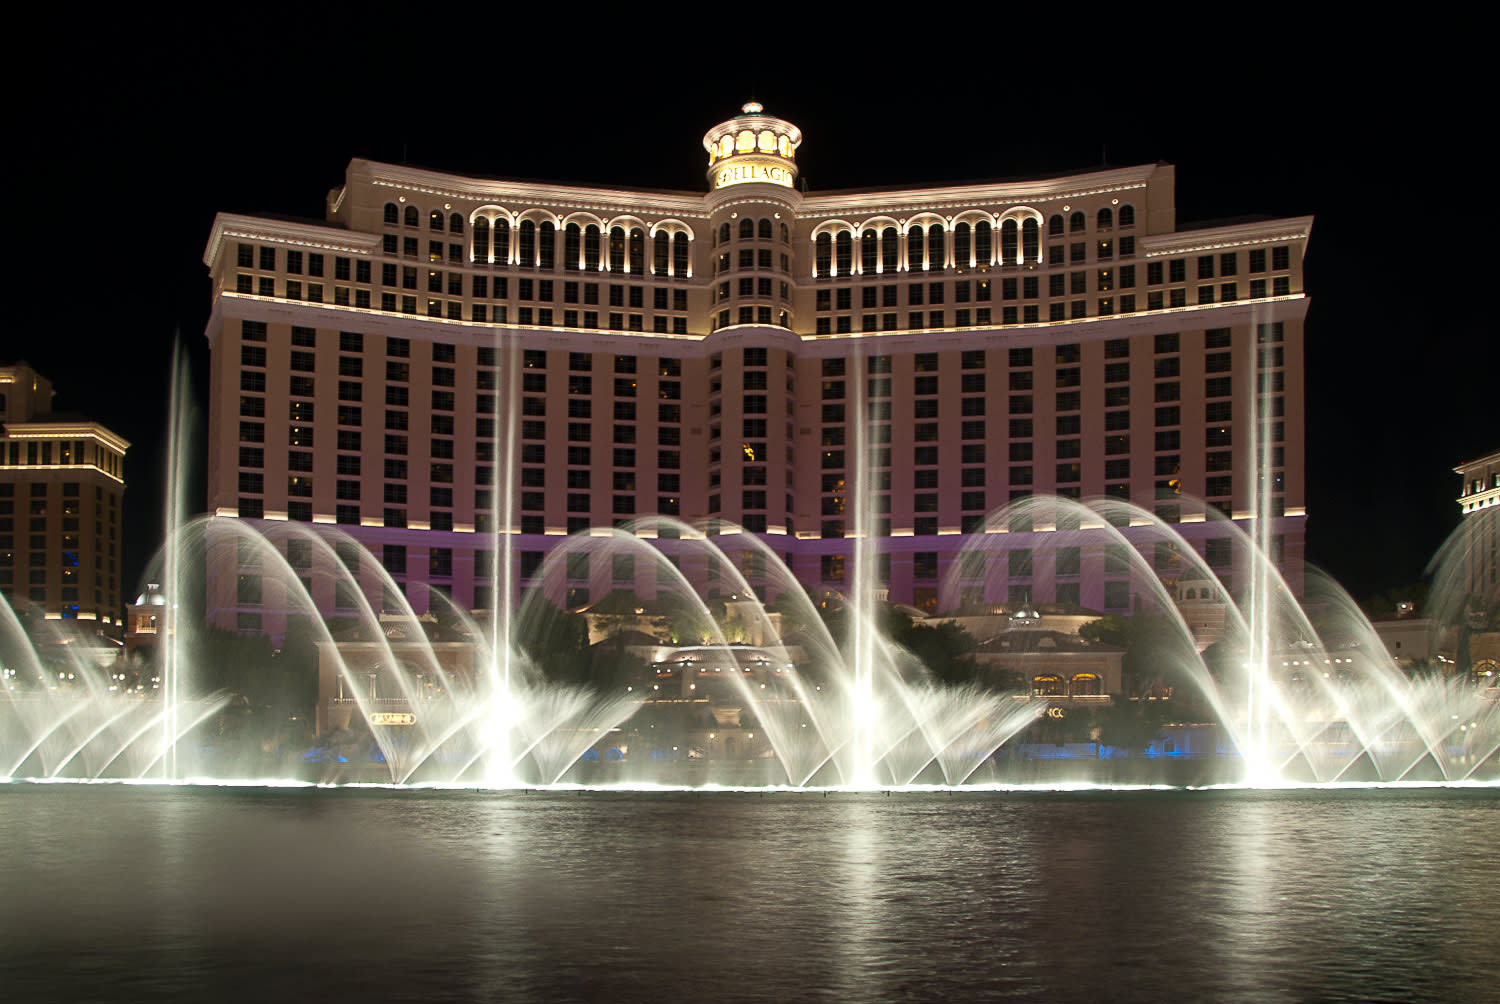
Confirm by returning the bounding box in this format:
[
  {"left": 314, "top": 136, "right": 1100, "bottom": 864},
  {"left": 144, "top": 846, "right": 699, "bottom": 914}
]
[
  {"left": 1455, "top": 450, "right": 1500, "bottom": 606},
  {"left": 0, "top": 363, "right": 129, "bottom": 628},
  {"left": 201, "top": 103, "right": 1310, "bottom": 634}
]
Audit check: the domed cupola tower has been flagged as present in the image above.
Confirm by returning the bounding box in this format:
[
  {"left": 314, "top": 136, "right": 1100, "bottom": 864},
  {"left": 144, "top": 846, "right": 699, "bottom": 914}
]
[
  {"left": 701, "top": 102, "right": 803, "bottom": 334},
  {"left": 703, "top": 101, "right": 802, "bottom": 192}
]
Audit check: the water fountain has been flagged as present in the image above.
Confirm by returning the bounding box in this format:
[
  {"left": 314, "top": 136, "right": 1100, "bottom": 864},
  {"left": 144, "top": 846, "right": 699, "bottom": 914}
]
[
  {"left": 5, "top": 496, "right": 1494, "bottom": 786},
  {"left": 3, "top": 333, "right": 1496, "bottom": 789}
]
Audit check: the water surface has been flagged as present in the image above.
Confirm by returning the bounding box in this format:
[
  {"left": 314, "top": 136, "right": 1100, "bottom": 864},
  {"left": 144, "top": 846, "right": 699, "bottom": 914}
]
[{"left": 2, "top": 784, "right": 1494, "bottom": 1002}]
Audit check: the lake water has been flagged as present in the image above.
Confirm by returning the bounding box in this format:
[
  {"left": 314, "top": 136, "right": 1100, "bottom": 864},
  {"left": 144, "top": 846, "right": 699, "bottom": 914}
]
[{"left": 2, "top": 783, "right": 1495, "bottom": 1003}]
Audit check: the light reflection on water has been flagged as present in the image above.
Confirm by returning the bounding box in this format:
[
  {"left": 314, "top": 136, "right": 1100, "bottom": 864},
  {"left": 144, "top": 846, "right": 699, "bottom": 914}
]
[{"left": 1, "top": 785, "right": 1495, "bottom": 1003}]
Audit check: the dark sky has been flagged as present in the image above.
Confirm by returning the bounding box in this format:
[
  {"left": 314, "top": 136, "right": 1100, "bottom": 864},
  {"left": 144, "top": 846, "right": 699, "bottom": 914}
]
[{"left": 11, "top": 14, "right": 1491, "bottom": 606}]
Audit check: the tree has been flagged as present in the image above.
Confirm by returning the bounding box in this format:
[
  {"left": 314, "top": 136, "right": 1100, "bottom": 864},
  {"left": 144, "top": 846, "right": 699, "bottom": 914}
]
[
  {"left": 1081, "top": 611, "right": 1202, "bottom": 701},
  {"left": 884, "top": 612, "right": 979, "bottom": 686},
  {"left": 514, "top": 596, "right": 591, "bottom": 684}
]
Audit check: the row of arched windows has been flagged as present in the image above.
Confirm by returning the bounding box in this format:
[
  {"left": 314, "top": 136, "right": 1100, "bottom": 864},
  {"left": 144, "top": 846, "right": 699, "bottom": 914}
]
[
  {"left": 716, "top": 218, "right": 791, "bottom": 244},
  {"left": 468, "top": 219, "right": 692, "bottom": 276},
  {"left": 383, "top": 202, "right": 464, "bottom": 234},
  {"left": 1050, "top": 205, "right": 1135, "bottom": 234},
  {"left": 810, "top": 205, "right": 1135, "bottom": 277},
  {"left": 812, "top": 219, "right": 1040, "bottom": 276}
]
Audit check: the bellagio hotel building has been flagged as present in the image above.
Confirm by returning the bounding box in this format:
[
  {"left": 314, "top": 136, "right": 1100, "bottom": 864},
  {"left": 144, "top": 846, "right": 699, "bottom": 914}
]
[{"left": 202, "top": 103, "right": 1310, "bottom": 634}]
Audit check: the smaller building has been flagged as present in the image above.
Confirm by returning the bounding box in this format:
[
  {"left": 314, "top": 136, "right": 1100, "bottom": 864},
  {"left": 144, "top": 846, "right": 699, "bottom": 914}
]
[
  {"left": 124, "top": 582, "right": 168, "bottom": 659},
  {"left": 1369, "top": 601, "right": 1443, "bottom": 669},
  {"left": 972, "top": 604, "right": 1124, "bottom": 700},
  {"left": 0, "top": 362, "right": 129, "bottom": 630},
  {"left": 314, "top": 619, "right": 475, "bottom": 735}
]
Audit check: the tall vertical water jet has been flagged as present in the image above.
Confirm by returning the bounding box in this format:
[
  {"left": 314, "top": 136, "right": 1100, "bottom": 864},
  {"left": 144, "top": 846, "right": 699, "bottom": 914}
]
[
  {"left": 1241, "top": 306, "right": 1277, "bottom": 784},
  {"left": 482, "top": 329, "right": 521, "bottom": 787},
  {"left": 846, "top": 345, "right": 876, "bottom": 787},
  {"left": 160, "top": 340, "right": 194, "bottom": 781}
]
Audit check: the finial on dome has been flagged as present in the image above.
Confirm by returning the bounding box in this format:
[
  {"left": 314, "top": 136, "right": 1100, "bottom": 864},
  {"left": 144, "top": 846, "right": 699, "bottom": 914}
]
[{"left": 741, "top": 100, "right": 763, "bottom": 115}]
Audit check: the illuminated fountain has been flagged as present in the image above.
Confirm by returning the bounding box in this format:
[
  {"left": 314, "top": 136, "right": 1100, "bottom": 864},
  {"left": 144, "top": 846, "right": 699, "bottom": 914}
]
[
  {"left": 4, "top": 335, "right": 1495, "bottom": 788},
  {"left": 953, "top": 496, "right": 1500, "bottom": 784}
]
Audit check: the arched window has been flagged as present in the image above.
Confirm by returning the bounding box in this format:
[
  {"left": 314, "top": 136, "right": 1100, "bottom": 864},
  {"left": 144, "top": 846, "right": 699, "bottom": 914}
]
[
  {"left": 404, "top": 205, "right": 419, "bottom": 227},
  {"left": 1048, "top": 214, "right": 1064, "bottom": 236},
  {"left": 1097, "top": 207, "right": 1113, "bottom": 230},
  {"left": 1032, "top": 674, "right": 1065, "bottom": 697},
  {"left": 564, "top": 223, "right": 582, "bottom": 271},
  {"left": 628, "top": 228, "right": 645, "bottom": 273},
  {"left": 653, "top": 232, "right": 670, "bottom": 274},
  {"left": 953, "top": 223, "right": 971, "bottom": 268},
  {"left": 608, "top": 227, "right": 625, "bottom": 271},
  {"left": 429, "top": 210, "right": 444, "bottom": 231},
  {"left": 882, "top": 227, "right": 898, "bottom": 271},
  {"left": 739, "top": 218, "right": 754, "bottom": 240},
  {"left": 1022, "top": 219, "right": 1039, "bottom": 262},
  {"left": 758, "top": 218, "right": 772, "bottom": 240},
  {"left": 1118, "top": 204, "right": 1135, "bottom": 228},
  {"left": 584, "top": 226, "right": 601, "bottom": 270},
  {"left": 861, "top": 231, "right": 878, "bottom": 273},
  {"left": 1070, "top": 673, "right": 1102, "bottom": 697},
  {"left": 780, "top": 222, "right": 789, "bottom": 243},
  {"left": 974, "top": 221, "right": 992, "bottom": 265},
  {"left": 449, "top": 213, "right": 463, "bottom": 234},
  {"left": 383, "top": 203, "right": 399, "bottom": 225},
  {"left": 814, "top": 233, "right": 832, "bottom": 277},
  {"left": 1070, "top": 211, "right": 1085, "bottom": 233},
  {"left": 1000, "top": 220, "right": 1018, "bottom": 264},
  {"left": 928, "top": 225, "right": 945, "bottom": 271},
  {"left": 672, "top": 233, "right": 690, "bottom": 276},
  {"left": 908, "top": 225, "right": 925, "bottom": 270},
  {"left": 517, "top": 220, "right": 536, "bottom": 267},
  {"left": 493, "top": 219, "right": 510, "bottom": 264},
  {"left": 471, "top": 218, "right": 490, "bottom": 262},
  {"left": 719, "top": 222, "right": 731, "bottom": 244},
  {"left": 538, "top": 222, "right": 556, "bottom": 269},
  {"left": 835, "top": 231, "right": 853, "bottom": 275}
]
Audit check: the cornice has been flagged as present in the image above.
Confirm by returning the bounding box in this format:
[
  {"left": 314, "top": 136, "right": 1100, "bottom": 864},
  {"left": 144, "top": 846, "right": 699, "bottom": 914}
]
[
  {"left": 794, "top": 165, "right": 1159, "bottom": 219},
  {"left": 2, "top": 421, "right": 131, "bottom": 451},
  {"left": 353, "top": 160, "right": 709, "bottom": 217},
  {"left": 1141, "top": 216, "right": 1314, "bottom": 257},
  {"left": 789, "top": 294, "right": 1310, "bottom": 354},
  {"left": 207, "top": 289, "right": 1308, "bottom": 359},
  {"left": 204, "top": 213, "right": 380, "bottom": 269},
  {"left": 1454, "top": 450, "right": 1500, "bottom": 473}
]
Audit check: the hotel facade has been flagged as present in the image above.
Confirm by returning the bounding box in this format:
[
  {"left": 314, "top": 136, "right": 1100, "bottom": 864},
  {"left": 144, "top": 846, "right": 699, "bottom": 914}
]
[
  {"left": 0, "top": 363, "right": 129, "bottom": 628},
  {"left": 201, "top": 104, "right": 1310, "bottom": 635}
]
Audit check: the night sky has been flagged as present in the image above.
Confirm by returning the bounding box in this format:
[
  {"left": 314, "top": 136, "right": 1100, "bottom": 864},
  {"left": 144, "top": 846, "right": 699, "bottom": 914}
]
[{"left": 13, "top": 15, "right": 1490, "bottom": 608}]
